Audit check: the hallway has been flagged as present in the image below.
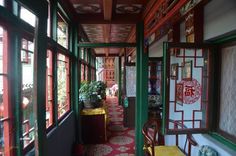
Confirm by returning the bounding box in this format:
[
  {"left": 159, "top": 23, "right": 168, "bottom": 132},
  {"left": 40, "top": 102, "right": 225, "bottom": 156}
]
[{"left": 85, "top": 97, "right": 135, "bottom": 156}]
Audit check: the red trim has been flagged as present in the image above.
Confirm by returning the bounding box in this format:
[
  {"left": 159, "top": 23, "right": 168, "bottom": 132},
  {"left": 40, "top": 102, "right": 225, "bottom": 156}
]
[
  {"left": 145, "top": 0, "right": 189, "bottom": 37},
  {"left": 46, "top": 50, "right": 54, "bottom": 128}
]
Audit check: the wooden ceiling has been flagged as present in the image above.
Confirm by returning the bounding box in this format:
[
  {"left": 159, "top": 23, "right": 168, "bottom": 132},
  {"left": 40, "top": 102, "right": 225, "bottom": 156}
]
[
  {"left": 66, "top": 0, "right": 204, "bottom": 57},
  {"left": 68, "top": 0, "right": 148, "bottom": 57}
]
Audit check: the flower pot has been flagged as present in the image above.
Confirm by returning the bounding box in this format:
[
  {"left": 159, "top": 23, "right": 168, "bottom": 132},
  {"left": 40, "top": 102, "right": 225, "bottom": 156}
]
[{"left": 83, "top": 99, "right": 93, "bottom": 108}]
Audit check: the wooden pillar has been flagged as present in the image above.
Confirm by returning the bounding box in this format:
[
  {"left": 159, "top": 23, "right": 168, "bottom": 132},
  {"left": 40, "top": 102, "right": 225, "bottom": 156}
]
[
  {"left": 118, "top": 56, "right": 122, "bottom": 105},
  {"left": 33, "top": 15, "right": 47, "bottom": 156},
  {"left": 71, "top": 24, "right": 80, "bottom": 142},
  {"left": 135, "top": 21, "right": 148, "bottom": 156}
]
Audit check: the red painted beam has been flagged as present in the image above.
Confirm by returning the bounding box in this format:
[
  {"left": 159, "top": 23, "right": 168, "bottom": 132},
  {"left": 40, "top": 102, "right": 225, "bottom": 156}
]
[
  {"left": 144, "top": 0, "right": 165, "bottom": 25},
  {"left": 145, "top": 0, "right": 189, "bottom": 37}
]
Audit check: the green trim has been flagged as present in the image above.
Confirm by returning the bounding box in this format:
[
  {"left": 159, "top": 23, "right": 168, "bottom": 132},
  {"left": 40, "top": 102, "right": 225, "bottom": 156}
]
[
  {"left": 162, "top": 42, "right": 168, "bottom": 134},
  {"left": 118, "top": 57, "right": 122, "bottom": 105},
  {"left": 135, "top": 21, "right": 148, "bottom": 156},
  {"left": 209, "top": 133, "right": 236, "bottom": 151},
  {"left": 208, "top": 33, "right": 236, "bottom": 152},
  {"left": 34, "top": 17, "right": 47, "bottom": 156},
  {"left": 11, "top": 32, "right": 23, "bottom": 156},
  {"left": 71, "top": 25, "right": 80, "bottom": 142},
  {"left": 212, "top": 34, "right": 236, "bottom": 44},
  {"left": 51, "top": 0, "right": 57, "bottom": 41},
  {"left": 88, "top": 48, "right": 92, "bottom": 81},
  {"left": 78, "top": 42, "right": 136, "bottom": 48}
]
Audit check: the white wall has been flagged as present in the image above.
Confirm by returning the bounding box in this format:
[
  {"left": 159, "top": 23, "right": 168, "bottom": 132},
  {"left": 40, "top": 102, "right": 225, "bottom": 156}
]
[
  {"left": 204, "top": 0, "right": 236, "bottom": 40},
  {"left": 149, "top": 35, "right": 167, "bottom": 57}
]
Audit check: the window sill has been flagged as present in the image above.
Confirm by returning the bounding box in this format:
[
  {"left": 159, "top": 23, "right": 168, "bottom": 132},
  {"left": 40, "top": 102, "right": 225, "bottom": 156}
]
[{"left": 192, "top": 133, "right": 236, "bottom": 155}]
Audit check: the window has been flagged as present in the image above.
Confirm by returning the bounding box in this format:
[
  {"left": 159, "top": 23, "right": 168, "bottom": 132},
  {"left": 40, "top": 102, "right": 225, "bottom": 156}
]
[
  {"left": 164, "top": 42, "right": 211, "bottom": 134},
  {"left": 21, "top": 38, "right": 35, "bottom": 149},
  {"left": 20, "top": 6, "right": 36, "bottom": 27},
  {"left": 216, "top": 44, "right": 236, "bottom": 143},
  {"left": 57, "top": 13, "right": 68, "bottom": 49},
  {"left": 85, "top": 65, "right": 88, "bottom": 81},
  {"left": 81, "top": 48, "right": 84, "bottom": 60},
  {"left": 81, "top": 64, "right": 84, "bottom": 82},
  {"left": 0, "top": 25, "right": 12, "bottom": 156},
  {"left": 46, "top": 50, "right": 53, "bottom": 128},
  {"left": 0, "top": 0, "right": 4, "bottom": 6},
  {"left": 57, "top": 54, "right": 70, "bottom": 118},
  {"left": 47, "top": 0, "right": 51, "bottom": 37}
]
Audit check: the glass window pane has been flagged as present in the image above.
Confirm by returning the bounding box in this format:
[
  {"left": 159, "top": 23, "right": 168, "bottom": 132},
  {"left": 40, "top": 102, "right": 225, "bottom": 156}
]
[
  {"left": 81, "top": 64, "right": 84, "bottom": 82},
  {"left": 0, "top": 27, "right": 3, "bottom": 73},
  {"left": 46, "top": 50, "right": 53, "bottom": 128},
  {"left": 47, "top": 1, "right": 50, "bottom": 37},
  {"left": 57, "top": 13, "right": 68, "bottom": 49},
  {"left": 20, "top": 6, "right": 36, "bottom": 27},
  {"left": 0, "top": 0, "right": 4, "bottom": 6},
  {"left": 0, "top": 26, "right": 10, "bottom": 156},
  {"left": 57, "top": 54, "right": 70, "bottom": 118},
  {"left": 219, "top": 45, "right": 236, "bottom": 139},
  {"left": 21, "top": 39, "right": 34, "bottom": 148}
]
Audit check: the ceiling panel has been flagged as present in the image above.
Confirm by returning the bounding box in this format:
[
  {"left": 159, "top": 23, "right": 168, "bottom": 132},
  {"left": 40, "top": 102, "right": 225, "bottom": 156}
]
[{"left": 68, "top": 0, "right": 144, "bottom": 56}]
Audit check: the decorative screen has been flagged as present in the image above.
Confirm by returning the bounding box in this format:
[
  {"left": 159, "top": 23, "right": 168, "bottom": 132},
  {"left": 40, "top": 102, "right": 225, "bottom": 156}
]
[{"left": 165, "top": 42, "right": 212, "bottom": 133}]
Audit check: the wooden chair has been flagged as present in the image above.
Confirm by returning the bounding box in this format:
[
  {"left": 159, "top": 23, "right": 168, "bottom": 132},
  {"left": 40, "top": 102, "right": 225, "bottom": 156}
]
[{"left": 142, "top": 119, "right": 198, "bottom": 156}]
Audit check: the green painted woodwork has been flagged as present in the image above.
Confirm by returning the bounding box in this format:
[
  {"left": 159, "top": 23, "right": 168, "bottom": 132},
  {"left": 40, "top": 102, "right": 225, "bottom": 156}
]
[
  {"left": 10, "top": 32, "right": 23, "bottom": 156},
  {"left": 88, "top": 48, "right": 92, "bottom": 81},
  {"left": 33, "top": 18, "right": 47, "bottom": 156},
  {"left": 71, "top": 25, "right": 80, "bottom": 142},
  {"left": 213, "top": 34, "right": 236, "bottom": 44},
  {"left": 78, "top": 42, "right": 136, "bottom": 48},
  {"left": 162, "top": 42, "right": 168, "bottom": 134},
  {"left": 209, "top": 133, "right": 236, "bottom": 151},
  {"left": 135, "top": 21, "right": 148, "bottom": 156},
  {"left": 51, "top": 0, "right": 58, "bottom": 41},
  {"left": 118, "top": 57, "right": 122, "bottom": 105}
]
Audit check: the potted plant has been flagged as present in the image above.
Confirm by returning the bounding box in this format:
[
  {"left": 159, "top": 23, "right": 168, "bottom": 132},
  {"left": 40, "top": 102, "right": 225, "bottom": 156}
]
[{"left": 79, "top": 81, "right": 93, "bottom": 108}]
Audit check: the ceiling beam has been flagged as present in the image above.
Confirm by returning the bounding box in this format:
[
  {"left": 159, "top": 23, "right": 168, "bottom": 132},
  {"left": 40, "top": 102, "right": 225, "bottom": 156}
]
[
  {"left": 77, "top": 14, "right": 141, "bottom": 24},
  {"left": 96, "top": 53, "right": 122, "bottom": 57},
  {"left": 103, "top": 0, "right": 113, "bottom": 20},
  {"left": 144, "top": 0, "right": 165, "bottom": 26},
  {"left": 78, "top": 42, "right": 136, "bottom": 48},
  {"left": 117, "top": 0, "right": 147, "bottom": 5},
  {"left": 103, "top": 24, "right": 111, "bottom": 56}
]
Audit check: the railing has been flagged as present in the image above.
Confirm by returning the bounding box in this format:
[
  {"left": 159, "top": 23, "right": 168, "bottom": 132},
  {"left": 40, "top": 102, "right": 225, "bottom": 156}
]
[
  {"left": 21, "top": 120, "right": 34, "bottom": 147},
  {"left": 58, "top": 103, "right": 69, "bottom": 118}
]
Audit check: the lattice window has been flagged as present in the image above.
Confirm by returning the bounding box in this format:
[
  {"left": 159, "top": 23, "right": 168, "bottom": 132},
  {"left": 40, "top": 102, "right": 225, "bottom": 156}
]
[{"left": 164, "top": 42, "right": 212, "bottom": 134}]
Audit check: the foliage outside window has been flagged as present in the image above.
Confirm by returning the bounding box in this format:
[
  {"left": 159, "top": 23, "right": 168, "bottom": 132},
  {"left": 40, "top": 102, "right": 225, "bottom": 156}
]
[
  {"left": 21, "top": 38, "right": 35, "bottom": 148},
  {"left": 46, "top": 50, "right": 53, "bottom": 128},
  {"left": 57, "top": 53, "right": 70, "bottom": 119},
  {"left": 57, "top": 13, "right": 68, "bottom": 49}
]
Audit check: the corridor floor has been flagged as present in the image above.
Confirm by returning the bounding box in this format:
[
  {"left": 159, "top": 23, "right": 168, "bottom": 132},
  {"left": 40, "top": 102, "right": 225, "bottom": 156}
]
[{"left": 85, "top": 97, "right": 135, "bottom": 156}]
